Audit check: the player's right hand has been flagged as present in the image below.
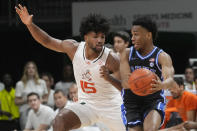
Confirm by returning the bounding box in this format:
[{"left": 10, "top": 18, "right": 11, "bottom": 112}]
[{"left": 15, "top": 4, "right": 33, "bottom": 25}]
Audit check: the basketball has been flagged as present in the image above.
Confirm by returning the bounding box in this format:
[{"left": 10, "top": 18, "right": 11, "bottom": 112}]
[{"left": 128, "top": 68, "right": 157, "bottom": 96}]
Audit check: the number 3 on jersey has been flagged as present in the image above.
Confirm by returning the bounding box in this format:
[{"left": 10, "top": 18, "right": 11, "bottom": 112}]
[{"left": 80, "top": 80, "right": 97, "bottom": 93}]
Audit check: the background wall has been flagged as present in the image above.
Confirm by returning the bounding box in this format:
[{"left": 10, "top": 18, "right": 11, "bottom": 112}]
[{"left": 1, "top": 0, "right": 197, "bottom": 84}]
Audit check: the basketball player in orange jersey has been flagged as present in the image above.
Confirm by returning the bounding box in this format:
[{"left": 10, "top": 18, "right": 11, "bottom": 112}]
[
  {"left": 119, "top": 17, "right": 175, "bottom": 131},
  {"left": 15, "top": 4, "right": 125, "bottom": 131}
]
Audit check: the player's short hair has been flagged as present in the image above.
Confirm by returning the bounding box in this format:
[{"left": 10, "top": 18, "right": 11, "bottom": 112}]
[
  {"left": 80, "top": 14, "right": 110, "bottom": 37},
  {"left": 132, "top": 17, "right": 158, "bottom": 42},
  {"left": 113, "top": 31, "right": 130, "bottom": 43}
]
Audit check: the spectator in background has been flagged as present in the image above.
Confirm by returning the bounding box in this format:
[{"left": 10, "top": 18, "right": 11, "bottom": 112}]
[
  {"left": 53, "top": 89, "right": 71, "bottom": 114},
  {"left": 113, "top": 30, "right": 130, "bottom": 54},
  {"left": 165, "top": 77, "right": 197, "bottom": 124},
  {"left": 15, "top": 61, "right": 48, "bottom": 130},
  {"left": 194, "top": 75, "right": 197, "bottom": 93},
  {"left": 68, "top": 83, "right": 78, "bottom": 102},
  {"left": 41, "top": 72, "right": 55, "bottom": 109},
  {"left": 184, "top": 66, "right": 196, "bottom": 94},
  {"left": 25, "top": 92, "right": 54, "bottom": 131},
  {"left": 48, "top": 89, "right": 72, "bottom": 131},
  {"left": 54, "top": 64, "right": 75, "bottom": 96},
  {"left": 0, "top": 73, "right": 20, "bottom": 131},
  {"left": 0, "top": 81, "right": 4, "bottom": 91}
]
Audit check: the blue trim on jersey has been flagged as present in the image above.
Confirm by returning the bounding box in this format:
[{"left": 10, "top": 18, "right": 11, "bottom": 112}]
[
  {"left": 121, "top": 88, "right": 124, "bottom": 98},
  {"left": 129, "top": 46, "right": 134, "bottom": 61},
  {"left": 121, "top": 89, "right": 127, "bottom": 126},
  {"left": 136, "top": 47, "right": 157, "bottom": 60},
  {"left": 158, "top": 90, "right": 166, "bottom": 127},
  {"left": 128, "top": 120, "right": 142, "bottom": 125},
  {"left": 121, "top": 104, "right": 127, "bottom": 126},
  {"left": 156, "top": 49, "right": 163, "bottom": 72}
]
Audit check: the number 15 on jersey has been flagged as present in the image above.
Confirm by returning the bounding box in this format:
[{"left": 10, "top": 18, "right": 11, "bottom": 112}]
[{"left": 80, "top": 80, "right": 97, "bottom": 93}]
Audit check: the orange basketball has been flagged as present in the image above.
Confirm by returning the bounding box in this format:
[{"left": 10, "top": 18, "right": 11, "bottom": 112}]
[{"left": 128, "top": 68, "right": 157, "bottom": 96}]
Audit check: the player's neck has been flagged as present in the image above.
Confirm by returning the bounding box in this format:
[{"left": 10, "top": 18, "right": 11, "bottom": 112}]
[
  {"left": 139, "top": 44, "right": 154, "bottom": 56},
  {"left": 85, "top": 46, "right": 100, "bottom": 60}
]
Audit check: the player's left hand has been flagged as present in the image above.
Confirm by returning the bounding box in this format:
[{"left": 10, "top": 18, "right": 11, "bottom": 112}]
[
  {"left": 100, "top": 65, "right": 111, "bottom": 81},
  {"left": 151, "top": 75, "right": 165, "bottom": 91}
]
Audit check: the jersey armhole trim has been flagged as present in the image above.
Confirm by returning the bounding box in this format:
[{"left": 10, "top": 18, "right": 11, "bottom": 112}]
[{"left": 156, "top": 49, "right": 163, "bottom": 72}]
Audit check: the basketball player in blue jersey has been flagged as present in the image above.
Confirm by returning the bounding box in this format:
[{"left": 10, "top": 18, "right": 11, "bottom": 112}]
[
  {"left": 15, "top": 4, "right": 125, "bottom": 131},
  {"left": 119, "top": 17, "right": 175, "bottom": 131}
]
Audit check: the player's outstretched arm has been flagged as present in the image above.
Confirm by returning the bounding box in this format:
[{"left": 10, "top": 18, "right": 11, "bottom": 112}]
[{"left": 15, "top": 4, "right": 78, "bottom": 57}]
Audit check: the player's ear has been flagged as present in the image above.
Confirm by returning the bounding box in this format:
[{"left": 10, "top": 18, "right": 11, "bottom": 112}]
[{"left": 146, "top": 32, "right": 152, "bottom": 40}]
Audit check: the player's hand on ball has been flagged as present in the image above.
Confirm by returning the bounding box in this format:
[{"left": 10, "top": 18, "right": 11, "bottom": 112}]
[
  {"left": 151, "top": 75, "right": 164, "bottom": 91},
  {"left": 15, "top": 4, "right": 33, "bottom": 25}
]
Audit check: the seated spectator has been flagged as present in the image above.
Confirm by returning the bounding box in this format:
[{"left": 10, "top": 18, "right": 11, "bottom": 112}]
[
  {"left": 168, "top": 77, "right": 197, "bottom": 121},
  {"left": 68, "top": 83, "right": 78, "bottom": 102},
  {"left": 0, "top": 81, "right": 4, "bottom": 91},
  {"left": 194, "top": 75, "right": 197, "bottom": 93},
  {"left": 48, "top": 90, "right": 72, "bottom": 131},
  {"left": 161, "top": 77, "right": 197, "bottom": 129},
  {"left": 25, "top": 92, "right": 54, "bottom": 131},
  {"left": 184, "top": 66, "right": 196, "bottom": 94},
  {"left": 53, "top": 89, "right": 71, "bottom": 114},
  {"left": 41, "top": 72, "right": 55, "bottom": 109},
  {"left": 0, "top": 73, "right": 20, "bottom": 130},
  {"left": 15, "top": 61, "right": 48, "bottom": 129},
  {"left": 54, "top": 64, "right": 75, "bottom": 96}
]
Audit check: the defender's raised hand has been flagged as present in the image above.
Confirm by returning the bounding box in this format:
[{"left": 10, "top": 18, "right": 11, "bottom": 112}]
[{"left": 15, "top": 4, "right": 33, "bottom": 25}]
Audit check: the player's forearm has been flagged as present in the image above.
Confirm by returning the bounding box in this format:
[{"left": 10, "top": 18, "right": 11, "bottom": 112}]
[
  {"left": 107, "top": 75, "right": 122, "bottom": 91},
  {"left": 119, "top": 54, "right": 131, "bottom": 89},
  {"left": 162, "top": 77, "right": 174, "bottom": 90},
  {"left": 26, "top": 23, "right": 52, "bottom": 48}
]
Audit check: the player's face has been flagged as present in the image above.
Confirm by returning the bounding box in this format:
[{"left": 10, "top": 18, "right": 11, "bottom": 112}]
[
  {"left": 28, "top": 95, "right": 41, "bottom": 111},
  {"left": 54, "top": 92, "right": 67, "bottom": 109},
  {"left": 169, "top": 82, "right": 182, "bottom": 99},
  {"left": 113, "top": 36, "right": 128, "bottom": 53},
  {"left": 85, "top": 31, "right": 105, "bottom": 53},
  {"left": 131, "top": 25, "right": 150, "bottom": 51}
]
